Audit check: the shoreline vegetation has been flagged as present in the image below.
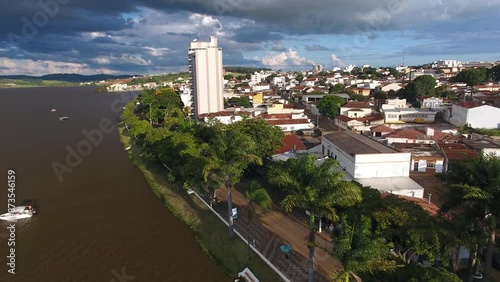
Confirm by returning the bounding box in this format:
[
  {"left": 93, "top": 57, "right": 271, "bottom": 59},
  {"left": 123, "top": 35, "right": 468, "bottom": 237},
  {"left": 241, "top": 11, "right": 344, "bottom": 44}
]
[
  {"left": 117, "top": 124, "right": 283, "bottom": 281},
  {"left": 0, "top": 79, "right": 79, "bottom": 88}
]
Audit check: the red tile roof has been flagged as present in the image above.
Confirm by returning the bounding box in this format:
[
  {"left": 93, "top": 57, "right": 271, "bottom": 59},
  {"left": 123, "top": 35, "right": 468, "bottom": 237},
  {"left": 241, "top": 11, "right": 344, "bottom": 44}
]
[
  {"left": 386, "top": 128, "right": 459, "bottom": 142},
  {"left": 353, "top": 113, "right": 384, "bottom": 122},
  {"left": 335, "top": 115, "right": 352, "bottom": 122},
  {"left": 265, "top": 118, "right": 310, "bottom": 125},
  {"left": 439, "top": 143, "right": 478, "bottom": 161},
  {"left": 343, "top": 101, "right": 372, "bottom": 109},
  {"left": 455, "top": 101, "right": 486, "bottom": 109},
  {"left": 198, "top": 111, "right": 252, "bottom": 118},
  {"left": 381, "top": 192, "right": 440, "bottom": 217},
  {"left": 370, "top": 124, "right": 395, "bottom": 133},
  {"left": 274, "top": 134, "right": 307, "bottom": 154},
  {"left": 260, "top": 113, "right": 293, "bottom": 119}
]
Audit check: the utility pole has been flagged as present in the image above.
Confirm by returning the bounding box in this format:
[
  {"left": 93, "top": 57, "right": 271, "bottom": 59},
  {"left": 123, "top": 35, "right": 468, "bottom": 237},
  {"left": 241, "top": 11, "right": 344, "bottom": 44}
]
[{"left": 149, "top": 103, "right": 152, "bottom": 125}]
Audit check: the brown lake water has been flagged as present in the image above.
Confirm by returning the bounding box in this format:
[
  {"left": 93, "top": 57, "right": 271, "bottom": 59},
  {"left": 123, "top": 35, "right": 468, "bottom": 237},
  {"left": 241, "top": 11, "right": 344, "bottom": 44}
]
[{"left": 0, "top": 86, "right": 228, "bottom": 282}]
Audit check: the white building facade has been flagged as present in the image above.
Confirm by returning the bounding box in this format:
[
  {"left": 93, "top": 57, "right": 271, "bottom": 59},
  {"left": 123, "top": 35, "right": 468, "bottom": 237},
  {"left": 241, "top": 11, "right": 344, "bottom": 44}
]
[
  {"left": 188, "top": 36, "right": 224, "bottom": 120},
  {"left": 449, "top": 102, "right": 500, "bottom": 129},
  {"left": 321, "top": 131, "right": 424, "bottom": 198}
]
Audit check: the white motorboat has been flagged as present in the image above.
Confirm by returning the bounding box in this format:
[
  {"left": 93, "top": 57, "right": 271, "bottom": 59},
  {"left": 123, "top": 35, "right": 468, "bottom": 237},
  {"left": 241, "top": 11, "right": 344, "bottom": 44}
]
[
  {"left": 0, "top": 206, "right": 36, "bottom": 221},
  {"left": 59, "top": 116, "right": 70, "bottom": 121},
  {"left": 51, "top": 108, "right": 56, "bottom": 112}
]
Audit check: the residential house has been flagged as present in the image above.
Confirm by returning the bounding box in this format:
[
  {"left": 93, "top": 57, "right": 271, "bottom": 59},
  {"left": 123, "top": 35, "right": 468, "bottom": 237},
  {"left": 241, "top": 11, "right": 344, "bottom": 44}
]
[
  {"left": 107, "top": 83, "right": 128, "bottom": 92},
  {"left": 421, "top": 97, "right": 444, "bottom": 108},
  {"left": 381, "top": 98, "right": 408, "bottom": 111},
  {"left": 321, "top": 131, "right": 424, "bottom": 198},
  {"left": 439, "top": 143, "right": 478, "bottom": 172},
  {"left": 449, "top": 101, "right": 500, "bottom": 129},
  {"left": 383, "top": 108, "right": 437, "bottom": 124},
  {"left": 392, "top": 143, "right": 445, "bottom": 174},
  {"left": 335, "top": 113, "right": 385, "bottom": 132},
  {"left": 369, "top": 124, "right": 395, "bottom": 138},
  {"left": 271, "top": 134, "right": 308, "bottom": 161},
  {"left": 462, "top": 135, "right": 500, "bottom": 157},
  {"left": 383, "top": 127, "right": 460, "bottom": 145},
  {"left": 349, "top": 87, "right": 371, "bottom": 96},
  {"left": 198, "top": 109, "right": 253, "bottom": 124},
  {"left": 380, "top": 83, "right": 402, "bottom": 92},
  {"left": 252, "top": 83, "right": 271, "bottom": 92},
  {"left": 340, "top": 101, "right": 373, "bottom": 117}
]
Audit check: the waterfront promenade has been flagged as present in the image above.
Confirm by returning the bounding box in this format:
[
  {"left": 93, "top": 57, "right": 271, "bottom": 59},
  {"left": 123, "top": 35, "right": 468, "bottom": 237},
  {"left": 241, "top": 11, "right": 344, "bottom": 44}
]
[{"left": 213, "top": 188, "right": 342, "bottom": 282}]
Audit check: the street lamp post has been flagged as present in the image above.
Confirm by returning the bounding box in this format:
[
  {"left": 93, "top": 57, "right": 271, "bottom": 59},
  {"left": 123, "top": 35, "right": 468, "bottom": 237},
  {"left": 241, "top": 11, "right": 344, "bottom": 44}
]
[{"left": 149, "top": 103, "right": 152, "bottom": 125}]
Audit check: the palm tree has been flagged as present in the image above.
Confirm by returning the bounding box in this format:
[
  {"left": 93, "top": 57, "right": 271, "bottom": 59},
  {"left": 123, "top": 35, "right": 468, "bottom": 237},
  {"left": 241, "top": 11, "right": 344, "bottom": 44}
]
[
  {"left": 332, "top": 215, "right": 398, "bottom": 282},
  {"left": 203, "top": 127, "right": 262, "bottom": 238},
  {"left": 268, "top": 154, "right": 362, "bottom": 282},
  {"left": 245, "top": 180, "right": 272, "bottom": 260},
  {"left": 440, "top": 153, "right": 500, "bottom": 282}
]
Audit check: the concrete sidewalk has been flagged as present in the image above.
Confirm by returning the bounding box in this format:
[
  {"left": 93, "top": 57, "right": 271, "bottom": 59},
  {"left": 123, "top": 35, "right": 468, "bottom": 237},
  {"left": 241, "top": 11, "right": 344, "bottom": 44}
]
[{"left": 214, "top": 188, "right": 343, "bottom": 282}]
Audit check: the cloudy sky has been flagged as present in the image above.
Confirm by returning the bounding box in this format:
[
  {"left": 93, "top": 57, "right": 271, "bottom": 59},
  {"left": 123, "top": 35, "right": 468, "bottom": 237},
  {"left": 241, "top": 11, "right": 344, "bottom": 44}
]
[{"left": 0, "top": 0, "right": 499, "bottom": 75}]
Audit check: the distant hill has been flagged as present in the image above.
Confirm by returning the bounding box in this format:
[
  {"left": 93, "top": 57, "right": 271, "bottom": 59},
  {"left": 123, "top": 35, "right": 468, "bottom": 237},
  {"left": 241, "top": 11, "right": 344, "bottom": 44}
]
[{"left": 0, "top": 73, "right": 137, "bottom": 83}]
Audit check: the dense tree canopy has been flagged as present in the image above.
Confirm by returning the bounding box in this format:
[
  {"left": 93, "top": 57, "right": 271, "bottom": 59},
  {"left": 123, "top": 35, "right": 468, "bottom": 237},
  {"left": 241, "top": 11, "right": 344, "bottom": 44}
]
[
  {"left": 489, "top": 65, "right": 500, "bottom": 82},
  {"left": 451, "top": 68, "right": 489, "bottom": 86},
  {"left": 226, "top": 96, "right": 252, "bottom": 108},
  {"left": 329, "top": 83, "right": 346, "bottom": 94},
  {"left": 316, "top": 95, "right": 345, "bottom": 118},
  {"left": 399, "top": 75, "right": 437, "bottom": 102},
  {"left": 228, "top": 118, "right": 284, "bottom": 159}
]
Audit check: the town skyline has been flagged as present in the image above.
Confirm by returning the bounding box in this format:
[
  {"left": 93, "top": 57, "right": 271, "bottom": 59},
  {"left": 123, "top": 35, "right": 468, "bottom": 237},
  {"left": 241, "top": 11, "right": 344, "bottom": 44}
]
[{"left": 1, "top": 0, "right": 500, "bottom": 76}]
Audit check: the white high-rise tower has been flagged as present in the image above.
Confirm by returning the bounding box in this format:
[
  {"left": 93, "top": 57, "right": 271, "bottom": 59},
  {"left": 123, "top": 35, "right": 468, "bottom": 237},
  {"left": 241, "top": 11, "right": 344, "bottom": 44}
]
[{"left": 188, "top": 36, "right": 224, "bottom": 120}]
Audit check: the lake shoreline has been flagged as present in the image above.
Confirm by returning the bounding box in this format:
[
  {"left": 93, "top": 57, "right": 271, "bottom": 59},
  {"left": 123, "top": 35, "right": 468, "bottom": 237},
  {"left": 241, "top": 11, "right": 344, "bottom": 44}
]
[{"left": 117, "top": 123, "right": 283, "bottom": 281}]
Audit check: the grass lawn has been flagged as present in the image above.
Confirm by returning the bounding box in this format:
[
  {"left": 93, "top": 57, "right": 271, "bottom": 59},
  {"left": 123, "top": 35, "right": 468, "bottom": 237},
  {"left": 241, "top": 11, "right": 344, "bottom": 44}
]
[{"left": 118, "top": 125, "right": 284, "bottom": 282}]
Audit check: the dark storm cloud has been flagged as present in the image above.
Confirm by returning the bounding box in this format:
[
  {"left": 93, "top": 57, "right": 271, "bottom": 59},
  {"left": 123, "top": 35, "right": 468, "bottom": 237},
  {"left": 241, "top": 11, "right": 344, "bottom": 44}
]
[
  {"left": 0, "top": 0, "right": 499, "bottom": 74},
  {"left": 91, "top": 36, "right": 119, "bottom": 44},
  {"left": 304, "top": 44, "right": 333, "bottom": 51},
  {"left": 229, "top": 26, "right": 284, "bottom": 43},
  {"left": 166, "top": 32, "right": 197, "bottom": 37}
]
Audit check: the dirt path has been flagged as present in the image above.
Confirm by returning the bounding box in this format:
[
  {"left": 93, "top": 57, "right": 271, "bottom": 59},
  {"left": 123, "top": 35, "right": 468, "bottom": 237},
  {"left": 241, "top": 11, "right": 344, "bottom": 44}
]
[{"left": 217, "top": 187, "right": 343, "bottom": 280}]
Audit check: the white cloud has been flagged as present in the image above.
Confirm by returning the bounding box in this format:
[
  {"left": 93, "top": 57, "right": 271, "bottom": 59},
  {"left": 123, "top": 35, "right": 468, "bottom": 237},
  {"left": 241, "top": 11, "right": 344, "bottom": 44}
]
[
  {"left": 330, "top": 54, "right": 346, "bottom": 68},
  {"left": 92, "top": 54, "right": 152, "bottom": 66},
  {"left": 188, "top": 13, "right": 224, "bottom": 37},
  {"left": 261, "top": 52, "right": 287, "bottom": 67},
  {"left": 143, "top": 47, "right": 172, "bottom": 57},
  {"left": 0, "top": 57, "right": 116, "bottom": 75},
  {"left": 259, "top": 48, "right": 314, "bottom": 68}
]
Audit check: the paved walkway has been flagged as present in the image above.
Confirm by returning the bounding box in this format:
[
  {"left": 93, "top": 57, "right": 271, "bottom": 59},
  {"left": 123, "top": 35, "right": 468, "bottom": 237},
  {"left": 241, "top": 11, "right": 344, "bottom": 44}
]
[{"left": 213, "top": 188, "right": 343, "bottom": 282}]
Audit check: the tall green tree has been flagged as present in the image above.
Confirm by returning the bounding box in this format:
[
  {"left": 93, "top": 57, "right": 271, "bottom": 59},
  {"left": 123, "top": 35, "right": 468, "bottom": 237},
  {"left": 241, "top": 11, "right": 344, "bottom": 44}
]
[
  {"left": 268, "top": 154, "right": 362, "bottom": 282},
  {"left": 317, "top": 95, "right": 346, "bottom": 118},
  {"left": 296, "top": 72, "right": 304, "bottom": 83},
  {"left": 400, "top": 75, "right": 437, "bottom": 102},
  {"left": 451, "top": 68, "right": 489, "bottom": 86},
  {"left": 245, "top": 181, "right": 272, "bottom": 260},
  {"left": 228, "top": 118, "right": 284, "bottom": 159},
  {"left": 488, "top": 65, "right": 500, "bottom": 82},
  {"left": 439, "top": 153, "right": 500, "bottom": 282},
  {"left": 203, "top": 127, "right": 262, "bottom": 238},
  {"left": 332, "top": 215, "right": 398, "bottom": 282},
  {"left": 141, "top": 87, "right": 182, "bottom": 124},
  {"left": 329, "top": 83, "right": 346, "bottom": 94}
]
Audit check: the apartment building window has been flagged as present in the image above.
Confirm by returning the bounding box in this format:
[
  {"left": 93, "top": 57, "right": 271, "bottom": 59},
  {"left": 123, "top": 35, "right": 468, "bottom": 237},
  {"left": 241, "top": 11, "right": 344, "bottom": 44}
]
[{"left": 427, "top": 162, "right": 436, "bottom": 168}]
